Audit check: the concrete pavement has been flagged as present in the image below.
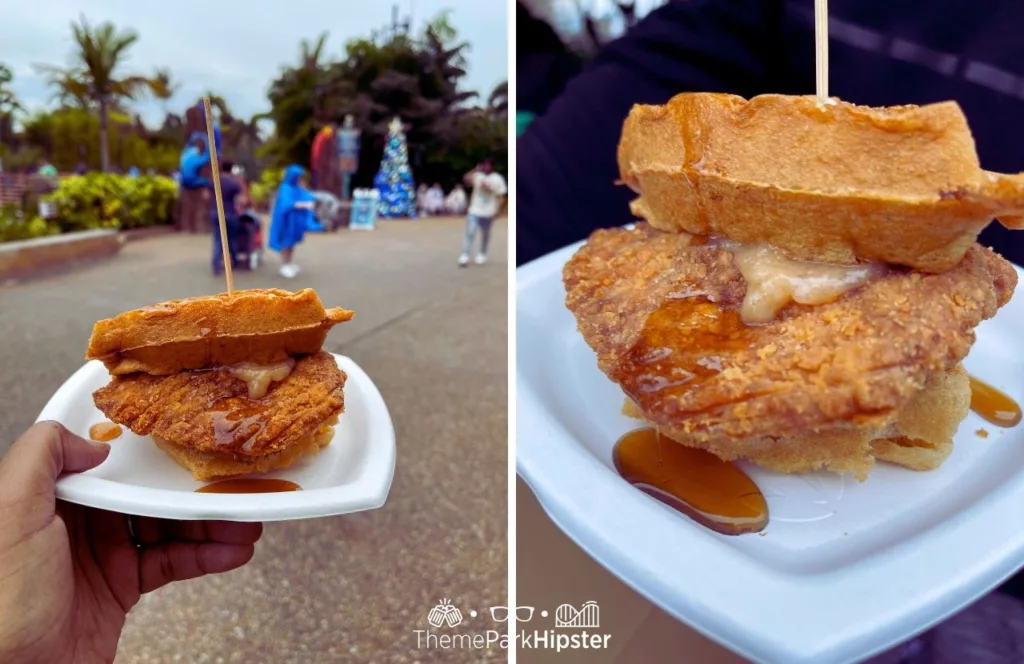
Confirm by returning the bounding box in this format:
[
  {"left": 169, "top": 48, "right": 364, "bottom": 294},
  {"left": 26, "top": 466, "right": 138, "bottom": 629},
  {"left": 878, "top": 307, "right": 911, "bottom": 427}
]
[{"left": 0, "top": 216, "right": 508, "bottom": 663}]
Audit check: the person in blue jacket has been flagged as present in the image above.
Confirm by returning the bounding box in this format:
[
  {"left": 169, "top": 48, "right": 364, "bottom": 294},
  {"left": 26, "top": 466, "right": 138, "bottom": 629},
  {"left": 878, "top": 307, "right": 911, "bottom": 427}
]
[
  {"left": 179, "top": 133, "right": 209, "bottom": 189},
  {"left": 268, "top": 164, "right": 317, "bottom": 279}
]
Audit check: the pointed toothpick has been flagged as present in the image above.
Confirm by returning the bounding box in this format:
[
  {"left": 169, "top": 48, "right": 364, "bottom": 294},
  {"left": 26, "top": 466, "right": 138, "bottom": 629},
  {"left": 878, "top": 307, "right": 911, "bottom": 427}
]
[
  {"left": 203, "top": 97, "right": 233, "bottom": 294},
  {"left": 814, "top": 0, "right": 830, "bottom": 105}
]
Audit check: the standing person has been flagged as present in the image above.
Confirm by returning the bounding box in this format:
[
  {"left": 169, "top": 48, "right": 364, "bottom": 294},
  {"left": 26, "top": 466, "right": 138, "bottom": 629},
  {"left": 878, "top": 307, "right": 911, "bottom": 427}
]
[
  {"left": 206, "top": 159, "right": 242, "bottom": 277},
  {"left": 268, "top": 164, "right": 316, "bottom": 279},
  {"left": 416, "top": 183, "right": 429, "bottom": 216},
  {"left": 458, "top": 158, "right": 507, "bottom": 266},
  {"left": 179, "top": 133, "right": 209, "bottom": 190},
  {"left": 231, "top": 165, "right": 251, "bottom": 209},
  {"left": 446, "top": 183, "right": 468, "bottom": 215},
  {"left": 426, "top": 183, "right": 445, "bottom": 216}
]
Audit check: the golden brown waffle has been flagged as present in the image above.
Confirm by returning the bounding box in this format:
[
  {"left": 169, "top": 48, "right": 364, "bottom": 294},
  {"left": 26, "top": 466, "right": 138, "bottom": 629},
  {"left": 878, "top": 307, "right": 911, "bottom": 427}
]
[
  {"left": 153, "top": 422, "right": 336, "bottom": 481},
  {"left": 618, "top": 93, "right": 1024, "bottom": 272},
  {"left": 622, "top": 366, "right": 968, "bottom": 480},
  {"left": 87, "top": 288, "right": 354, "bottom": 375}
]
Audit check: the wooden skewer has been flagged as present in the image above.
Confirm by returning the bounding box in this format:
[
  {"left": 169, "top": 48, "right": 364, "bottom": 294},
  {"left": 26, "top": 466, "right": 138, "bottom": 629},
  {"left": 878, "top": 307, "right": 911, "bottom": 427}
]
[
  {"left": 203, "top": 97, "right": 233, "bottom": 294},
  {"left": 814, "top": 0, "right": 829, "bottom": 104}
]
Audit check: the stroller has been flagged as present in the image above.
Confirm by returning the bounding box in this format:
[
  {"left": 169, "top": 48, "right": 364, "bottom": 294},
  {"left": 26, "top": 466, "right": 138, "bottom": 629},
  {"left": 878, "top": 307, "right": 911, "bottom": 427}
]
[
  {"left": 312, "top": 190, "right": 344, "bottom": 231},
  {"left": 234, "top": 210, "right": 264, "bottom": 270}
]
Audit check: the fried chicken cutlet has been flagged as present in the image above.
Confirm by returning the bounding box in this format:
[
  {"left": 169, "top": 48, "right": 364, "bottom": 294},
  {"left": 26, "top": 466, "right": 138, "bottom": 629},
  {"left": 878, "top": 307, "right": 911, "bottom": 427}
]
[
  {"left": 87, "top": 289, "right": 354, "bottom": 481},
  {"left": 94, "top": 351, "right": 346, "bottom": 481},
  {"left": 565, "top": 224, "right": 1017, "bottom": 479}
]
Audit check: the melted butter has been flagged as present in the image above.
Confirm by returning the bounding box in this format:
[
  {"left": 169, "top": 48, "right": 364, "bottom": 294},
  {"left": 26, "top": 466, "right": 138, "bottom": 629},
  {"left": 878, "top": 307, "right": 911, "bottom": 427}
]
[
  {"left": 724, "top": 242, "right": 886, "bottom": 324},
  {"left": 196, "top": 478, "right": 301, "bottom": 493},
  {"left": 89, "top": 421, "right": 122, "bottom": 442},
  {"left": 613, "top": 428, "right": 768, "bottom": 535},
  {"left": 968, "top": 376, "right": 1021, "bottom": 427},
  {"left": 229, "top": 358, "right": 295, "bottom": 399}
]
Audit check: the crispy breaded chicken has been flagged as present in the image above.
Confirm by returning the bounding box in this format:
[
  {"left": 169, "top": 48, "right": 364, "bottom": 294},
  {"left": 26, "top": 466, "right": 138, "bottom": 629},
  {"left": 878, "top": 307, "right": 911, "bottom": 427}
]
[
  {"left": 565, "top": 224, "right": 1016, "bottom": 476},
  {"left": 93, "top": 351, "right": 345, "bottom": 458}
]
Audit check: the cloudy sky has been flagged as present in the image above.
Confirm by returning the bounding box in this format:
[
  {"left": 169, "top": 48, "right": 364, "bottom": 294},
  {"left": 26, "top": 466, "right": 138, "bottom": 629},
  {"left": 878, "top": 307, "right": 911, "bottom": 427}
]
[{"left": 1, "top": 0, "right": 508, "bottom": 127}]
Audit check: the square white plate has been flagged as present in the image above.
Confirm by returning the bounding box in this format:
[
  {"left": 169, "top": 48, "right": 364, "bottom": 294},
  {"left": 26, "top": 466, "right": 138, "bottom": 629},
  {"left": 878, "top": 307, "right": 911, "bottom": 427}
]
[
  {"left": 38, "top": 354, "right": 395, "bottom": 522},
  {"left": 517, "top": 241, "right": 1024, "bottom": 664}
]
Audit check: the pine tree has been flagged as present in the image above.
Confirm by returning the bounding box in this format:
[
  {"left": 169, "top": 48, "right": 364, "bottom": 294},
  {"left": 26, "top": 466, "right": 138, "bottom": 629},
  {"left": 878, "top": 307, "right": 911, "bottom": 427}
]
[{"left": 374, "top": 117, "right": 417, "bottom": 218}]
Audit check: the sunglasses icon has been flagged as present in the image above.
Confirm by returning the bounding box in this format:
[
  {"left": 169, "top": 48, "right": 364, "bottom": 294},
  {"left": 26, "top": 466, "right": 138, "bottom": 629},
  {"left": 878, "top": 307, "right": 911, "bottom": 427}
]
[{"left": 489, "top": 606, "right": 535, "bottom": 623}]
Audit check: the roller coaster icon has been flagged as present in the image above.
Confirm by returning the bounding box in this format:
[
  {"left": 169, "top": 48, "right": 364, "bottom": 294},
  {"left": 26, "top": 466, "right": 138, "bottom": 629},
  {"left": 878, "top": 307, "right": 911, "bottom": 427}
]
[{"left": 554, "top": 601, "right": 600, "bottom": 629}]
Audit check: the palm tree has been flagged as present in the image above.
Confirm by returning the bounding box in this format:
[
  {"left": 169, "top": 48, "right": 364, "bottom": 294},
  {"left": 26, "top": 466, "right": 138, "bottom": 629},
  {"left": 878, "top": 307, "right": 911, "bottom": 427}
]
[
  {"left": 150, "top": 67, "right": 180, "bottom": 113},
  {"left": 201, "top": 90, "right": 233, "bottom": 123},
  {"left": 0, "top": 64, "right": 21, "bottom": 114},
  {"left": 226, "top": 114, "right": 264, "bottom": 173},
  {"left": 298, "top": 33, "right": 332, "bottom": 125},
  {"left": 35, "top": 16, "right": 154, "bottom": 172},
  {"left": 0, "top": 63, "right": 23, "bottom": 147},
  {"left": 300, "top": 33, "right": 329, "bottom": 71},
  {"left": 40, "top": 68, "right": 91, "bottom": 109},
  {"left": 488, "top": 81, "right": 508, "bottom": 117}
]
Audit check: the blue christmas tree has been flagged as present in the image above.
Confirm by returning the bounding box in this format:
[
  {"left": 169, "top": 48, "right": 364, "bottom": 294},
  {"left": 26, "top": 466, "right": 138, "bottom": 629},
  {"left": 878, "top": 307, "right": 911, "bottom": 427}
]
[{"left": 374, "top": 116, "right": 417, "bottom": 218}]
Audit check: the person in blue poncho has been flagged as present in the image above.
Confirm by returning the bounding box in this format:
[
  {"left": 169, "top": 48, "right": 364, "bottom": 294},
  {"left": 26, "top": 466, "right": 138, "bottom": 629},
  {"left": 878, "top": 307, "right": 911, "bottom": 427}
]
[{"left": 269, "top": 164, "right": 317, "bottom": 279}]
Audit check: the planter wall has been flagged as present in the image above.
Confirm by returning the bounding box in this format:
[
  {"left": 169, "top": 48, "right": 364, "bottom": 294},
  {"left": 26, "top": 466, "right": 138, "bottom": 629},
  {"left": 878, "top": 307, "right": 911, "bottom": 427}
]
[{"left": 0, "top": 229, "right": 122, "bottom": 282}]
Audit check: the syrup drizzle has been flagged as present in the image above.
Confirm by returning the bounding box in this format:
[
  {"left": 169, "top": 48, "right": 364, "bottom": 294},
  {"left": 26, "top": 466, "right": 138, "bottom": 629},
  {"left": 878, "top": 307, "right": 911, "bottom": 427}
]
[
  {"left": 89, "top": 421, "right": 122, "bottom": 442},
  {"left": 968, "top": 376, "right": 1021, "bottom": 427},
  {"left": 195, "top": 478, "right": 301, "bottom": 493},
  {"left": 208, "top": 397, "right": 270, "bottom": 450},
  {"left": 613, "top": 297, "right": 751, "bottom": 405},
  {"left": 613, "top": 428, "right": 768, "bottom": 536}
]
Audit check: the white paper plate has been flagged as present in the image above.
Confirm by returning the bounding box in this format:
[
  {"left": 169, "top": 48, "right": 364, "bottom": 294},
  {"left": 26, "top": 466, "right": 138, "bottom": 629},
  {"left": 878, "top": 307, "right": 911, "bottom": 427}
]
[
  {"left": 517, "top": 240, "right": 1024, "bottom": 664},
  {"left": 38, "top": 354, "right": 395, "bottom": 522}
]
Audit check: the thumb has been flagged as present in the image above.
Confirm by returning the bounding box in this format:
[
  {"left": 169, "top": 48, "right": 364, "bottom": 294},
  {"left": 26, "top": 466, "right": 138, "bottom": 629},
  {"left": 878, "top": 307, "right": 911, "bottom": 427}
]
[{"left": 0, "top": 421, "right": 110, "bottom": 506}]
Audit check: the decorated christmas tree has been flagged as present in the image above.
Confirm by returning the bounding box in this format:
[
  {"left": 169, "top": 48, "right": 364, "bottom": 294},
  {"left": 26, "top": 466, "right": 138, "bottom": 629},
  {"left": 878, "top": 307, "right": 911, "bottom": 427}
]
[{"left": 374, "top": 116, "right": 417, "bottom": 218}]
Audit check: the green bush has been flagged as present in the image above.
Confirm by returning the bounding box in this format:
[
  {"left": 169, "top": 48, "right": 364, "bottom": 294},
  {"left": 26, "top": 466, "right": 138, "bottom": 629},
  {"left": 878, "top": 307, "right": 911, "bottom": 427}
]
[
  {"left": 0, "top": 205, "right": 60, "bottom": 242},
  {"left": 250, "top": 168, "right": 284, "bottom": 211},
  {"left": 44, "top": 173, "right": 178, "bottom": 232}
]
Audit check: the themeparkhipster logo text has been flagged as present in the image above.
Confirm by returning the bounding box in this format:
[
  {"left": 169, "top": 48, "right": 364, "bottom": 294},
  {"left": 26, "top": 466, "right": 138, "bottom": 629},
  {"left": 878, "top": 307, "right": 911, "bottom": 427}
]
[{"left": 413, "top": 599, "right": 612, "bottom": 652}]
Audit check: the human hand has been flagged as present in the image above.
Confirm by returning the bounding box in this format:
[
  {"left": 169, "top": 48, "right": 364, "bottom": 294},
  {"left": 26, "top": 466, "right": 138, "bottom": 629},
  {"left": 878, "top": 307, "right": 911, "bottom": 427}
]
[{"left": 0, "top": 422, "right": 263, "bottom": 664}]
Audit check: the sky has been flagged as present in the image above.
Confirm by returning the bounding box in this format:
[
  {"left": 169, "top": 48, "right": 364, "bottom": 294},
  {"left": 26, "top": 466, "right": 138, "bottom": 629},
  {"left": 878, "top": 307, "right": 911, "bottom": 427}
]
[{"left": 0, "top": 0, "right": 508, "bottom": 128}]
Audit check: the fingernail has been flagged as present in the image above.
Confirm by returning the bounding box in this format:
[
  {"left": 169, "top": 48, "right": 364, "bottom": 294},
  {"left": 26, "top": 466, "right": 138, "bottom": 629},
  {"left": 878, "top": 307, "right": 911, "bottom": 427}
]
[{"left": 90, "top": 441, "right": 111, "bottom": 452}]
